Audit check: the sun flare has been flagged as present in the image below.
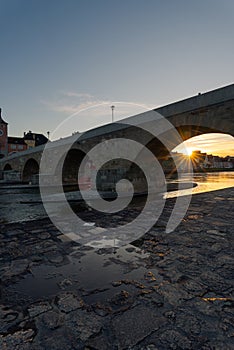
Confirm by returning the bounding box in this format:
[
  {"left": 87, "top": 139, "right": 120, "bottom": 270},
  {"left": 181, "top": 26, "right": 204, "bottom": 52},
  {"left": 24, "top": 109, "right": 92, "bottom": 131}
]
[{"left": 185, "top": 147, "right": 194, "bottom": 157}]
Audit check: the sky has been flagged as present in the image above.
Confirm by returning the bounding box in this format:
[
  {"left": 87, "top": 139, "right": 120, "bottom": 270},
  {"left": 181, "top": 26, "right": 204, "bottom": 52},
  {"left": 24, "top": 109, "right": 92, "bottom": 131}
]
[{"left": 0, "top": 0, "right": 234, "bottom": 156}]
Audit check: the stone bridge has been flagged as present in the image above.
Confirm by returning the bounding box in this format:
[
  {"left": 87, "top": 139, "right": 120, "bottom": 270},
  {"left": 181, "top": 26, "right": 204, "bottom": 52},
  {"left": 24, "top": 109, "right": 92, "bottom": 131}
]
[{"left": 0, "top": 83, "right": 234, "bottom": 186}]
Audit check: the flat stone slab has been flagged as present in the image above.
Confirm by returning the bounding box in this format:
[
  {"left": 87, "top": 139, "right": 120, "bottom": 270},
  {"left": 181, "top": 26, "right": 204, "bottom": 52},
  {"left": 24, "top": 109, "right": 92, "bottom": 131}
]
[
  {"left": 111, "top": 305, "right": 163, "bottom": 348},
  {"left": 56, "top": 292, "right": 84, "bottom": 313}
]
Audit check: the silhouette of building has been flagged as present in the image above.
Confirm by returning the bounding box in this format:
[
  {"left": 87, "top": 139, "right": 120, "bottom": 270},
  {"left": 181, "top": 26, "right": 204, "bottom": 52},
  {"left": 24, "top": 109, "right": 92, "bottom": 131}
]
[
  {"left": 0, "top": 108, "right": 48, "bottom": 158},
  {"left": 23, "top": 131, "right": 48, "bottom": 149}
]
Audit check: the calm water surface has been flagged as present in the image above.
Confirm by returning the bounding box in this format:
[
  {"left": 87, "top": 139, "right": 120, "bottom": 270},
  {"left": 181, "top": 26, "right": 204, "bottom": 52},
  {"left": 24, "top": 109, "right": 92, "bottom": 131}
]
[
  {"left": 0, "top": 171, "right": 234, "bottom": 224},
  {"left": 166, "top": 171, "right": 234, "bottom": 198}
]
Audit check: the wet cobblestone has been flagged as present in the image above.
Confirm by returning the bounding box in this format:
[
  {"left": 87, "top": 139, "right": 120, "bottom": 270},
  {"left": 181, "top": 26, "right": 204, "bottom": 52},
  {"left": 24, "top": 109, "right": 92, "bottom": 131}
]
[{"left": 0, "top": 188, "right": 233, "bottom": 349}]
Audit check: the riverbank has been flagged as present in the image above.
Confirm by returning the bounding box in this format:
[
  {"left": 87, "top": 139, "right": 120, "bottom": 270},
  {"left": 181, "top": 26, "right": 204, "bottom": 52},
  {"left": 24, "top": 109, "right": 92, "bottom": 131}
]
[{"left": 0, "top": 187, "right": 233, "bottom": 349}]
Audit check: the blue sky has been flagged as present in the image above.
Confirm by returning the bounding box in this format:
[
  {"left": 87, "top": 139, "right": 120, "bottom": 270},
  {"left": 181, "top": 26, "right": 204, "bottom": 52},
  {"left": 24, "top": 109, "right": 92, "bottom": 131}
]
[{"left": 0, "top": 0, "right": 234, "bottom": 154}]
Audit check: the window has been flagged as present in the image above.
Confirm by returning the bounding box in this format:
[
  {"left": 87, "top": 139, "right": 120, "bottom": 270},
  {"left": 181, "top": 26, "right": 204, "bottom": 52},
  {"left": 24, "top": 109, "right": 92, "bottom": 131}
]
[
  {"left": 18, "top": 145, "right": 23, "bottom": 150},
  {"left": 11, "top": 144, "right": 16, "bottom": 150}
]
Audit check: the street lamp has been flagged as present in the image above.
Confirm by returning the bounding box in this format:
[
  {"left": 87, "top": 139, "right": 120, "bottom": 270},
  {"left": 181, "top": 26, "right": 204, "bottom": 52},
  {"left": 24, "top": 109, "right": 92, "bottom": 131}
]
[{"left": 111, "top": 105, "right": 115, "bottom": 123}]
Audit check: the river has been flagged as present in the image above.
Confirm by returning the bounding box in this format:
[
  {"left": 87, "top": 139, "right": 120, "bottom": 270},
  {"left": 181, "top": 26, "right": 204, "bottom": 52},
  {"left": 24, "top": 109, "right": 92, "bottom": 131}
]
[
  {"left": 0, "top": 171, "right": 234, "bottom": 224},
  {"left": 165, "top": 171, "right": 234, "bottom": 198}
]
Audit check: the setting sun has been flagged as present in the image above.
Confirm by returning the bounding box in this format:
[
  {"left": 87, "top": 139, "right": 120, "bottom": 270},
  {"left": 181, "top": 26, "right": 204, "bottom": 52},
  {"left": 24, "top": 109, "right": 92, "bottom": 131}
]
[{"left": 185, "top": 147, "right": 194, "bottom": 157}]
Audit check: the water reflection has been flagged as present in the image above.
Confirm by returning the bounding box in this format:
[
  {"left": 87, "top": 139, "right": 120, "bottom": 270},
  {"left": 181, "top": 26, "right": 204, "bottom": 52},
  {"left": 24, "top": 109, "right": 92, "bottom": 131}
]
[
  {"left": 7, "top": 244, "right": 151, "bottom": 304},
  {"left": 166, "top": 171, "right": 234, "bottom": 198}
]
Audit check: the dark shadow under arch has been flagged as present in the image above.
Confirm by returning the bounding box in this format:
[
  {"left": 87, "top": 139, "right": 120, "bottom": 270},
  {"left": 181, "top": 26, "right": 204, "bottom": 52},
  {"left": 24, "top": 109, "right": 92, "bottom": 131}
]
[
  {"left": 55, "top": 148, "right": 87, "bottom": 190},
  {"left": 3, "top": 163, "right": 12, "bottom": 171},
  {"left": 22, "top": 158, "right": 39, "bottom": 183}
]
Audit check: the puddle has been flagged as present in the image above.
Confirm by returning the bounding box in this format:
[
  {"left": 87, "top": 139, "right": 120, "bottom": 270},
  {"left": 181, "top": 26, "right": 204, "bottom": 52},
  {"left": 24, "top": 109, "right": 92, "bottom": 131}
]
[{"left": 3, "top": 244, "right": 162, "bottom": 306}]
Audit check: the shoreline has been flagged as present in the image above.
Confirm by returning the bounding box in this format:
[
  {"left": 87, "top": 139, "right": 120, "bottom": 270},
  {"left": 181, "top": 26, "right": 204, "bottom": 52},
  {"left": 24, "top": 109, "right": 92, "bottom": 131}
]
[{"left": 0, "top": 187, "right": 233, "bottom": 349}]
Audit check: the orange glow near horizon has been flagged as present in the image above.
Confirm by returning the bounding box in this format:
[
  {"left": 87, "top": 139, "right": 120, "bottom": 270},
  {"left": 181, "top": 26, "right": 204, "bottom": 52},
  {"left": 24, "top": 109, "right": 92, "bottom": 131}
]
[
  {"left": 174, "top": 133, "right": 234, "bottom": 157},
  {"left": 185, "top": 147, "right": 194, "bottom": 157}
]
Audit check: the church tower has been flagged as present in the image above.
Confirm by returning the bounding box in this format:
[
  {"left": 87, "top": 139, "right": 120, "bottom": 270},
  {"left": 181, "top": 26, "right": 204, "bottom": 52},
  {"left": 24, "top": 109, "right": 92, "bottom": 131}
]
[{"left": 0, "top": 108, "right": 8, "bottom": 158}]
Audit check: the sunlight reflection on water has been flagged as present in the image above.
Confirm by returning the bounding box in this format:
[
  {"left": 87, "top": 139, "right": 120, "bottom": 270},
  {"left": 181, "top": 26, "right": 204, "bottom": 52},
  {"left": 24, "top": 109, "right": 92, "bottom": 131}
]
[{"left": 165, "top": 171, "right": 234, "bottom": 198}]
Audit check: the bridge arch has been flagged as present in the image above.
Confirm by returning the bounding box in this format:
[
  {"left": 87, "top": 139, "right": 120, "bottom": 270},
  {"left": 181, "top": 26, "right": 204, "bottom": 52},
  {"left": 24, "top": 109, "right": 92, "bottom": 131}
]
[
  {"left": 55, "top": 148, "right": 88, "bottom": 188},
  {"left": 3, "top": 163, "right": 12, "bottom": 171},
  {"left": 22, "top": 158, "right": 39, "bottom": 183},
  {"left": 174, "top": 125, "right": 234, "bottom": 144},
  {"left": 140, "top": 124, "right": 234, "bottom": 160},
  {"left": 130, "top": 127, "right": 234, "bottom": 186}
]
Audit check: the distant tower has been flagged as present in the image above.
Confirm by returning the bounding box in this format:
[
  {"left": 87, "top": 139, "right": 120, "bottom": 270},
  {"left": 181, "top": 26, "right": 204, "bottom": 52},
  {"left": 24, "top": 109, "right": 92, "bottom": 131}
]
[{"left": 0, "top": 108, "right": 8, "bottom": 158}]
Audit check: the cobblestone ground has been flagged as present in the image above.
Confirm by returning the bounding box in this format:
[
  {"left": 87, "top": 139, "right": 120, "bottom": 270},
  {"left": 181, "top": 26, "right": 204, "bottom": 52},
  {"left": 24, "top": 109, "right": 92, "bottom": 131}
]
[{"left": 0, "top": 188, "right": 233, "bottom": 349}]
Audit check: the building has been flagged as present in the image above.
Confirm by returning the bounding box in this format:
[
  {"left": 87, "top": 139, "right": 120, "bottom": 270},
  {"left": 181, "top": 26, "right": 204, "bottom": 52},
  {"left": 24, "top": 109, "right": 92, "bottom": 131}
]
[
  {"left": 0, "top": 108, "right": 48, "bottom": 158},
  {"left": 204, "top": 154, "right": 234, "bottom": 169},
  {"left": 23, "top": 131, "right": 48, "bottom": 149},
  {"left": 8, "top": 137, "right": 28, "bottom": 155},
  {"left": 191, "top": 150, "right": 207, "bottom": 171}
]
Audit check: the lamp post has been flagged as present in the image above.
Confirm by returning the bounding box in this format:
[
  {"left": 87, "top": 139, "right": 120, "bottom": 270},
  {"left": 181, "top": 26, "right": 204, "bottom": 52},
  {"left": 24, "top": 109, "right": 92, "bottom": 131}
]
[{"left": 111, "top": 105, "right": 115, "bottom": 123}]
